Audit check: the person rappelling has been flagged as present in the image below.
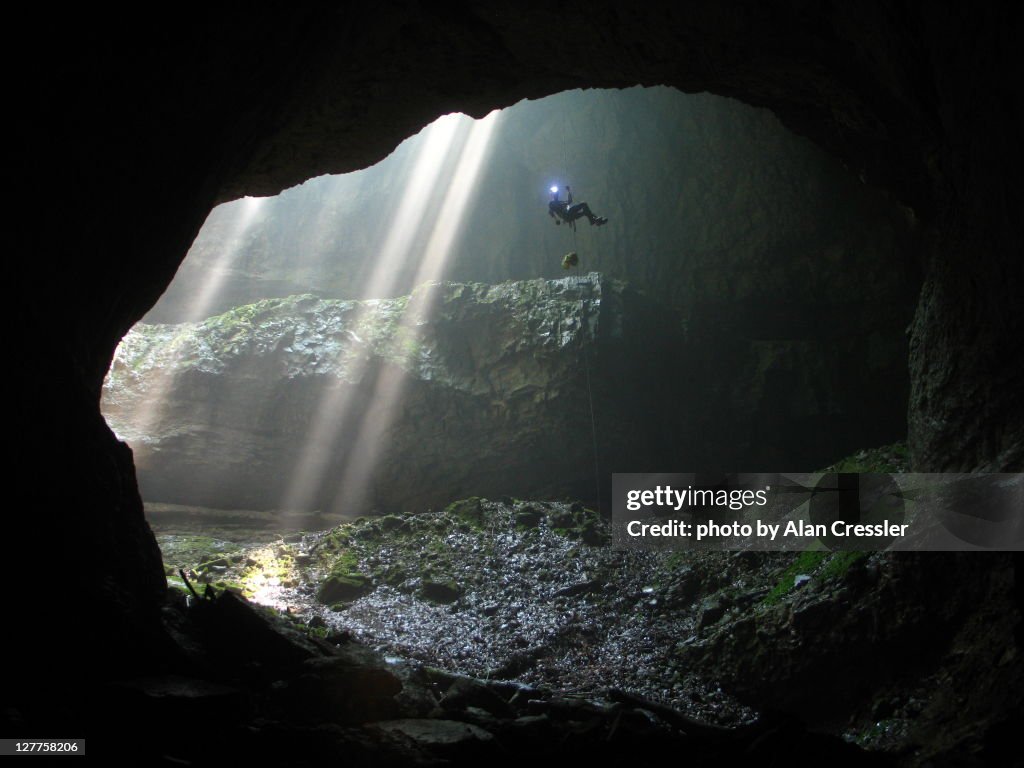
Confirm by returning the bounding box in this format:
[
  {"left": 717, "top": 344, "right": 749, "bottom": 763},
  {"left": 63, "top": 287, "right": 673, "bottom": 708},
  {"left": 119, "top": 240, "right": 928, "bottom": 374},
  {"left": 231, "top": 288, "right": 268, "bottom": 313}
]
[{"left": 548, "top": 185, "right": 607, "bottom": 229}]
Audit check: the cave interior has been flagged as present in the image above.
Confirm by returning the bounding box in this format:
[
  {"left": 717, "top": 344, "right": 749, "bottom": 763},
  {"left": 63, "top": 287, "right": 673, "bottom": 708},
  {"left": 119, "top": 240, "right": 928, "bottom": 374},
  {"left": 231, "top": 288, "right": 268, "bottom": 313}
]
[{"left": 14, "top": 4, "right": 1023, "bottom": 766}]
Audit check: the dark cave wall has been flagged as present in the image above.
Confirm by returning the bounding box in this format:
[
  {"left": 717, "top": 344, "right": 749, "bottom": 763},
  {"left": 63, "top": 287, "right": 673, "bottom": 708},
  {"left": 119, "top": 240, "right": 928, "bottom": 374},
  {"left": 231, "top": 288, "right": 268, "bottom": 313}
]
[{"left": 19, "top": 3, "right": 1023, "bottom": 674}]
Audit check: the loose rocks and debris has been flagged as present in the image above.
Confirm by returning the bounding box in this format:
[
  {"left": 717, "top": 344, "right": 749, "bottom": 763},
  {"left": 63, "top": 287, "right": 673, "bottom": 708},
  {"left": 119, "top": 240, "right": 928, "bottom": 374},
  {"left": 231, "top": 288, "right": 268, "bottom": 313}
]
[{"left": 155, "top": 496, "right": 1023, "bottom": 765}]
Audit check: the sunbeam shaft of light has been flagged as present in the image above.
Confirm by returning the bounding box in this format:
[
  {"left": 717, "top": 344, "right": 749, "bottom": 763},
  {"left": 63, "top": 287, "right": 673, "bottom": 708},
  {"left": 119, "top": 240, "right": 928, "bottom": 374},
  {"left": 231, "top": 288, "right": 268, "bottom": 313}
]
[
  {"left": 281, "top": 115, "right": 465, "bottom": 513},
  {"left": 360, "top": 114, "right": 464, "bottom": 301},
  {"left": 106, "top": 197, "right": 265, "bottom": 441},
  {"left": 414, "top": 111, "right": 500, "bottom": 288},
  {"left": 186, "top": 197, "right": 265, "bottom": 323},
  {"left": 330, "top": 111, "right": 501, "bottom": 514}
]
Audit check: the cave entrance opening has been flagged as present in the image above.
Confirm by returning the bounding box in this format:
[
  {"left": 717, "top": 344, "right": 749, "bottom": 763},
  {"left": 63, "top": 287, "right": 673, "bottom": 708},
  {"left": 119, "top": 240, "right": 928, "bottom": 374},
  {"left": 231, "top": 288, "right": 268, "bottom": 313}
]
[{"left": 99, "top": 86, "right": 921, "bottom": 620}]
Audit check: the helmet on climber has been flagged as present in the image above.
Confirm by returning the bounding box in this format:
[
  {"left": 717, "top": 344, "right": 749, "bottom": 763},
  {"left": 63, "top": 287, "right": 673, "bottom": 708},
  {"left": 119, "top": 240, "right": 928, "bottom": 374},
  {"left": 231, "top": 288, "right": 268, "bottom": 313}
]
[{"left": 547, "top": 184, "right": 607, "bottom": 228}]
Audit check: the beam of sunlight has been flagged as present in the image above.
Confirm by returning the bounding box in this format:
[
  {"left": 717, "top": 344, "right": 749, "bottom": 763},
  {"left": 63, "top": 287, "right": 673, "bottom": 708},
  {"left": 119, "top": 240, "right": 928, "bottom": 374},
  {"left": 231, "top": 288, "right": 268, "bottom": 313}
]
[
  {"left": 185, "top": 196, "right": 266, "bottom": 323},
  {"left": 281, "top": 115, "right": 466, "bottom": 512},
  {"left": 413, "top": 110, "right": 501, "bottom": 288},
  {"left": 360, "top": 113, "right": 465, "bottom": 301},
  {"left": 104, "top": 197, "right": 266, "bottom": 443},
  {"left": 330, "top": 110, "right": 502, "bottom": 514}
]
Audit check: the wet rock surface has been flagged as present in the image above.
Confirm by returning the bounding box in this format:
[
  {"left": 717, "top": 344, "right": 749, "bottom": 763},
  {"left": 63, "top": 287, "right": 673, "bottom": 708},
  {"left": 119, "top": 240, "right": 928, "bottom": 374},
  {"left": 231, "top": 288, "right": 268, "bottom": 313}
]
[
  {"left": 164, "top": 498, "right": 753, "bottom": 724},
  {"left": 157, "top": 495, "right": 1023, "bottom": 765},
  {"left": 96, "top": 576, "right": 888, "bottom": 767}
]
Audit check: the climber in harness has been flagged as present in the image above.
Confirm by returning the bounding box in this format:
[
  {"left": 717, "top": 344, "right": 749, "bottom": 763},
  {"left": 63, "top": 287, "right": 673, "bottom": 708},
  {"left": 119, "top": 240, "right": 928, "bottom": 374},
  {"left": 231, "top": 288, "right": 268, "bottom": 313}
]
[{"left": 548, "top": 185, "right": 607, "bottom": 229}]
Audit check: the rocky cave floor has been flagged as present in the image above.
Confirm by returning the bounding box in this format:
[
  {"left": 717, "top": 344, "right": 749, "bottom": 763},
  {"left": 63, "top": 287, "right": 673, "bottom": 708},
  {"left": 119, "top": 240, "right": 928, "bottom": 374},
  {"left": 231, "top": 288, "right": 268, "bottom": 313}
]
[
  {"left": 142, "top": 445, "right": 1023, "bottom": 767},
  {"left": 163, "top": 498, "right": 758, "bottom": 725}
]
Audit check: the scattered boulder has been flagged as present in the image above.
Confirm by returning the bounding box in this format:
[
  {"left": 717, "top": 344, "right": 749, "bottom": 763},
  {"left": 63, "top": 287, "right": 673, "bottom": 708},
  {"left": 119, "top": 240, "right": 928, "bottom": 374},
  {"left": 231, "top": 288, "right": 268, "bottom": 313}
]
[
  {"left": 377, "top": 514, "right": 409, "bottom": 533},
  {"left": 548, "top": 508, "right": 576, "bottom": 529},
  {"left": 420, "top": 579, "right": 462, "bottom": 604},
  {"left": 552, "top": 580, "right": 602, "bottom": 598},
  {"left": 268, "top": 643, "right": 403, "bottom": 725},
  {"left": 317, "top": 572, "right": 372, "bottom": 604},
  {"left": 697, "top": 596, "right": 727, "bottom": 630},
  {"left": 580, "top": 516, "right": 608, "bottom": 546},
  {"left": 665, "top": 565, "right": 702, "bottom": 606},
  {"left": 369, "top": 719, "right": 497, "bottom": 760},
  {"left": 515, "top": 506, "right": 545, "bottom": 529},
  {"left": 106, "top": 675, "right": 250, "bottom": 729},
  {"left": 446, "top": 498, "right": 484, "bottom": 527},
  {"left": 193, "top": 590, "right": 319, "bottom": 668},
  {"left": 439, "top": 676, "right": 515, "bottom": 719}
]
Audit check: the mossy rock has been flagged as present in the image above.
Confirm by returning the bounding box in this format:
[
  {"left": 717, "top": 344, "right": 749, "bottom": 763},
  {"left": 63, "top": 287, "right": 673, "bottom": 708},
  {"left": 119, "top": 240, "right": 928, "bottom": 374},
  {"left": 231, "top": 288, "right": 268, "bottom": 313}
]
[
  {"left": 158, "top": 534, "right": 241, "bottom": 568},
  {"left": 548, "top": 509, "right": 575, "bottom": 529},
  {"left": 377, "top": 514, "right": 409, "bottom": 533},
  {"left": 167, "top": 578, "right": 191, "bottom": 596},
  {"left": 819, "top": 442, "right": 909, "bottom": 473},
  {"left": 211, "top": 580, "right": 244, "bottom": 596},
  {"left": 515, "top": 507, "right": 544, "bottom": 529},
  {"left": 580, "top": 517, "right": 608, "bottom": 546},
  {"left": 760, "top": 549, "right": 867, "bottom": 606},
  {"left": 318, "top": 572, "right": 372, "bottom": 604},
  {"left": 419, "top": 579, "right": 463, "bottom": 604},
  {"left": 820, "top": 550, "right": 869, "bottom": 581},
  {"left": 317, "top": 548, "right": 373, "bottom": 603},
  {"left": 352, "top": 522, "right": 382, "bottom": 541},
  {"left": 445, "top": 497, "right": 484, "bottom": 527},
  {"left": 379, "top": 567, "right": 409, "bottom": 587},
  {"left": 329, "top": 549, "right": 362, "bottom": 572},
  {"left": 322, "top": 530, "right": 352, "bottom": 552},
  {"left": 198, "top": 557, "right": 230, "bottom": 570}
]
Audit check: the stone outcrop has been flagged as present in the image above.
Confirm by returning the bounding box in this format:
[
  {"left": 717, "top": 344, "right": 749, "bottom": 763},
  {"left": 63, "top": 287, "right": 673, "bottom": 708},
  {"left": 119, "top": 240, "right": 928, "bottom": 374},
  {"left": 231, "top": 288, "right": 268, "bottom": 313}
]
[
  {"left": 104, "top": 273, "right": 909, "bottom": 512},
  {"left": 106, "top": 275, "right": 649, "bottom": 512}
]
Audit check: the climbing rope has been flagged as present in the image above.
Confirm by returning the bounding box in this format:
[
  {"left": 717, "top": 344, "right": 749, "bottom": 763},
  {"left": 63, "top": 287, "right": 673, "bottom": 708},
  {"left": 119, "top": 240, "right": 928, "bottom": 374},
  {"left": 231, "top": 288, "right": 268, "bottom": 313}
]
[
  {"left": 574, "top": 257, "right": 603, "bottom": 517},
  {"left": 555, "top": 104, "right": 603, "bottom": 515}
]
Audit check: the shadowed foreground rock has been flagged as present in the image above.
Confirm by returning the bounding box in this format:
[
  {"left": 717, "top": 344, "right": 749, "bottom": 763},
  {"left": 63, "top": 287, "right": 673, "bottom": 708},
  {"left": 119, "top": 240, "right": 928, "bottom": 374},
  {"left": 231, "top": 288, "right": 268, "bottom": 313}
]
[{"left": 92, "top": 584, "right": 890, "bottom": 767}]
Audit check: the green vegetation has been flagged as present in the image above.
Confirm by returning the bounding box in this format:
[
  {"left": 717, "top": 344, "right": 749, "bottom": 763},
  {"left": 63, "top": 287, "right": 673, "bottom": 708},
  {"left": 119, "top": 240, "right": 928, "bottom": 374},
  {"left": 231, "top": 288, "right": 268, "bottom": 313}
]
[
  {"left": 159, "top": 497, "right": 617, "bottom": 618},
  {"left": 763, "top": 550, "right": 828, "bottom": 606},
  {"left": 762, "top": 549, "right": 870, "bottom": 606},
  {"left": 166, "top": 570, "right": 244, "bottom": 599},
  {"left": 377, "top": 514, "right": 409, "bottom": 533},
  {"left": 318, "top": 549, "right": 372, "bottom": 604},
  {"left": 329, "top": 548, "right": 362, "bottom": 576},
  {"left": 820, "top": 550, "right": 869, "bottom": 581},
  {"left": 664, "top": 552, "right": 690, "bottom": 570},
  {"left": 201, "top": 295, "right": 316, "bottom": 340},
  {"left": 445, "top": 497, "right": 485, "bottom": 528},
  {"left": 159, "top": 534, "right": 244, "bottom": 572},
  {"left": 820, "top": 442, "right": 909, "bottom": 473}
]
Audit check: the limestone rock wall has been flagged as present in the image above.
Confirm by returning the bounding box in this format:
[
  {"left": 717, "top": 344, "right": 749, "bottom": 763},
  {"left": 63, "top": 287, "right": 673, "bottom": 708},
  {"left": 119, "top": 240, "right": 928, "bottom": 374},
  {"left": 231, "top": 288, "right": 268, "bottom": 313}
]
[
  {"left": 104, "top": 273, "right": 908, "bottom": 512},
  {"left": 105, "top": 276, "right": 656, "bottom": 512}
]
